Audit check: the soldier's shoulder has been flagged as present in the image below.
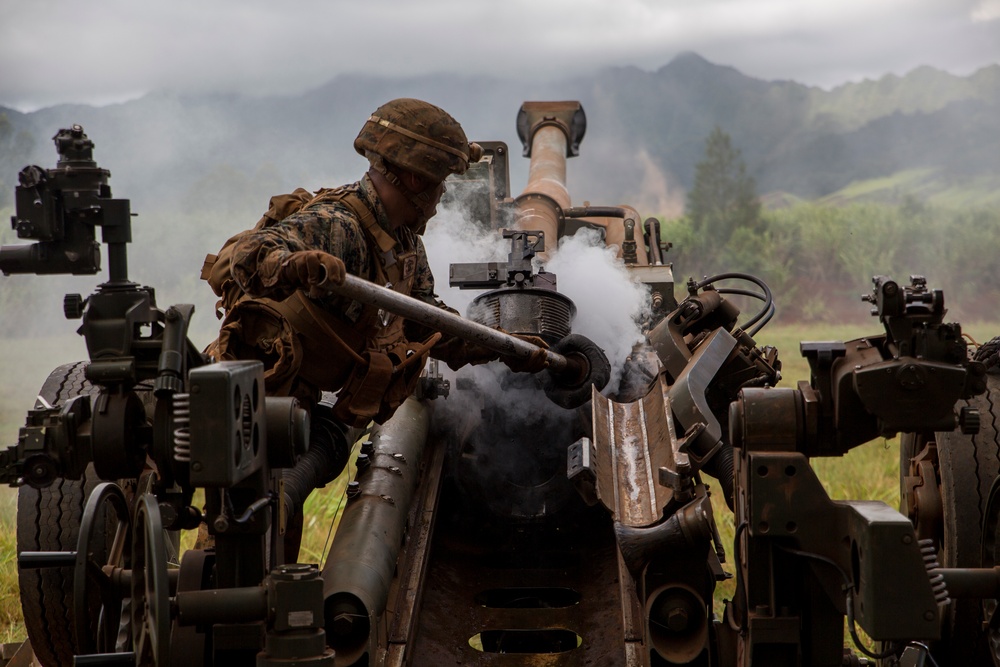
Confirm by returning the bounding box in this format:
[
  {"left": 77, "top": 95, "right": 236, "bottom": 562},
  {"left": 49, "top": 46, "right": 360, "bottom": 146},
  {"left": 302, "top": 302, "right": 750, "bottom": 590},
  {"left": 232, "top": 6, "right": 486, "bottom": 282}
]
[
  {"left": 285, "top": 190, "right": 364, "bottom": 229},
  {"left": 301, "top": 183, "right": 366, "bottom": 221}
]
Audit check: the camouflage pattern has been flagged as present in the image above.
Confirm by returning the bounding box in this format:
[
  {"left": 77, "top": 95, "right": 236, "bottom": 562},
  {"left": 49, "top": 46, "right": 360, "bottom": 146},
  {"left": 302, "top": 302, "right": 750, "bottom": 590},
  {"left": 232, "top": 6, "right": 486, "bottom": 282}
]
[
  {"left": 231, "top": 174, "right": 439, "bottom": 323},
  {"left": 225, "top": 172, "right": 497, "bottom": 401},
  {"left": 354, "top": 98, "right": 473, "bottom": 183}
]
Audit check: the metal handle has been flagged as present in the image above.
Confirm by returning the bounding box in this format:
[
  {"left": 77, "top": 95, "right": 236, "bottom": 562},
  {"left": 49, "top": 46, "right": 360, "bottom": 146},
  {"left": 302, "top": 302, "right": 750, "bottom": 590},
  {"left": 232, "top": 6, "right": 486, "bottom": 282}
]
[{"left": 327, "top": 274, "right": 576, "bottom": 375}]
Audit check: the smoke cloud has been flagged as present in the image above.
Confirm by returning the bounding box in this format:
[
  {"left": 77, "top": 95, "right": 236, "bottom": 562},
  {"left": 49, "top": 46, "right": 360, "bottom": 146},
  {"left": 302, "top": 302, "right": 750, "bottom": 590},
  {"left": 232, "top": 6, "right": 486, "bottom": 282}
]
[
  {"left": 424, "top": 199, "right": 651, "bottom": 393},
  {"left": 423, "top": 198, "right": 653, "bottom": 521}
]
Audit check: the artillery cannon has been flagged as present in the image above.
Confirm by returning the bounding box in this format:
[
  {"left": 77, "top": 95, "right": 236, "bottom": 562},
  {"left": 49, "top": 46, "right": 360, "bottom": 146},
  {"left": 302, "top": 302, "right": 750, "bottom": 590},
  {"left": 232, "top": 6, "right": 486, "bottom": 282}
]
[{"left": 2, "top": 104, "right": 1000, "bottom": 667}]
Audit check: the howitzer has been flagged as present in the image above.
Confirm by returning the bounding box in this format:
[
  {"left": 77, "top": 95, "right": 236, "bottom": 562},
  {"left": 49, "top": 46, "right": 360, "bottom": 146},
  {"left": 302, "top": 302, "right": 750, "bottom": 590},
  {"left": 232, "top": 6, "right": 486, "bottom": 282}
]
[{"left": 5, "top": 105, "right": 1000, "bottom": 667}]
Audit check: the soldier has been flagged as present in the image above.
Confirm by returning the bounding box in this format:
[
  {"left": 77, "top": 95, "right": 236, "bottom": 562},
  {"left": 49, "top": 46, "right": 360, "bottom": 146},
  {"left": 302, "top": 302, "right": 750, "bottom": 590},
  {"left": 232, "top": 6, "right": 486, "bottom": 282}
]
[{"left": 203, "top": 98, "right": 542, "bottom": 557}]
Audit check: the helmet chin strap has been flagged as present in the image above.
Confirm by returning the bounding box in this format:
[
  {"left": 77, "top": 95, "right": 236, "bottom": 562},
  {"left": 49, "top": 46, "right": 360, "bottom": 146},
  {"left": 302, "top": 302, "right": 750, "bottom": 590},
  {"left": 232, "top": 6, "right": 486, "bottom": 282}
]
[{"left": 368, "top": 153, "right": 439, "bottom": 229}]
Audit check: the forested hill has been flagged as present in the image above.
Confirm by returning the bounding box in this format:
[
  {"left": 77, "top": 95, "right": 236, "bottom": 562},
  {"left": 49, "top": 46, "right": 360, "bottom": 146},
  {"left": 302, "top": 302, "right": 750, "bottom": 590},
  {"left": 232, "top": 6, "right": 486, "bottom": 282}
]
[{"left": 1, "top": 52, "right": 999, "bottom": 218}]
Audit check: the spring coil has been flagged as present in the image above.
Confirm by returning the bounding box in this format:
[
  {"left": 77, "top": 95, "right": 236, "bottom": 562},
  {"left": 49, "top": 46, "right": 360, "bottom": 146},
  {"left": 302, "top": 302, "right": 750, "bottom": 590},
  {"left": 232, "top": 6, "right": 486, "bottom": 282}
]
[
  {"left": 173, "top": 393, "right": 191, "bottom": 463},
  {"left": 919, "top": 538, "right": 951, "bottom": 605}
]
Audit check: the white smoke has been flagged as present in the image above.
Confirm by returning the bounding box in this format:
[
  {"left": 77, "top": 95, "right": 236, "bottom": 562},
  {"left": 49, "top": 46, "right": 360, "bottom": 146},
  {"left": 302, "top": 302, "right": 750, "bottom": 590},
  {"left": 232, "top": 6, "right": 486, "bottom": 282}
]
[
  {"left": 422, "top": 201, "right": 653, "bottom": 519},
  {"left": 422, "top": 203, "right": 509, "bottom": 317},
  {"left": 544, "top": 227, "right": 650, "bottom": 391},
  {"left": 424, "top": 199, "right": 650, "bottom": 395}
]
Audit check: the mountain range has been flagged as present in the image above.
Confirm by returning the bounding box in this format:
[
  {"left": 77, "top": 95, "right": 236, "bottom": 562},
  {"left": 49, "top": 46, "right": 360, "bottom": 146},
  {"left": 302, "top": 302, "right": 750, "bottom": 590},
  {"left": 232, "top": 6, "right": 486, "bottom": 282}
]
[{"left": 2, "top": 52, "right": 999, "bottom": 219}]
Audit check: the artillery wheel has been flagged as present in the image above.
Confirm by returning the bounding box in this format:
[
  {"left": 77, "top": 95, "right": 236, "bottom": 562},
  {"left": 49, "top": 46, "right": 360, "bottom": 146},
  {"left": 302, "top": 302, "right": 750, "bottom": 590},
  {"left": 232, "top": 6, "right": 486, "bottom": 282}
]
[
  {"left": 73, "top": 481, "right": 132, "bottom": 655},
  {"left": 132, "top": 493, "right": 171, "bottom": 667},
  {"left": 16, "top": 362, "right": 110, "bottom": 667},
  {"left": 898, "top": 368, "right": 1000, "bottom": 665}
]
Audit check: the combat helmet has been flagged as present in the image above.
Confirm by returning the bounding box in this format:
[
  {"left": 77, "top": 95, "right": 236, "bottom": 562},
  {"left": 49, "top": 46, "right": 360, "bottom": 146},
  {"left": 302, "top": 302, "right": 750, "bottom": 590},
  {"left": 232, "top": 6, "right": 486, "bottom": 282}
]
[{"left": 355, "top": 98, "right": 482, "bottom": 184}]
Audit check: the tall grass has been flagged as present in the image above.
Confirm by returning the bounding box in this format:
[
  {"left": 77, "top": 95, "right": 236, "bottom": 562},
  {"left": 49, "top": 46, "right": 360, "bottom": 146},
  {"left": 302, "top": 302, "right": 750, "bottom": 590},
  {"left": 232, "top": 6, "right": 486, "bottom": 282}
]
[
  {"left": 0, "top": 490, "right": 21, "bottom": 644},
  {"left": 1, "top": 320, "right": 997, "bottom": 646}
]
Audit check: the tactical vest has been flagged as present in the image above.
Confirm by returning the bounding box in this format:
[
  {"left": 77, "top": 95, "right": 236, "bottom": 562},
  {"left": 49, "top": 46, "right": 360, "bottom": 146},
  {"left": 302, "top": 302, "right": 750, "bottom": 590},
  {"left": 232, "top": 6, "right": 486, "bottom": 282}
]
[{"left": 202, "top": 187, "right": 436, "bottom": 426}]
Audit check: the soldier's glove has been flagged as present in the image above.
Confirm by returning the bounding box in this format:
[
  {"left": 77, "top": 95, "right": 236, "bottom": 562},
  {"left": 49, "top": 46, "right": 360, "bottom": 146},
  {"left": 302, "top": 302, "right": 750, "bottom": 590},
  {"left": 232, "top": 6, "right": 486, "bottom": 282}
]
[
  {"left": 281, "top": 250, "right": 346, "bottom": 298},
  {"left": 463, "top": 342, "right": 501, "bottom": 366},
  {"left": 502, "top": 334, "right": 549, "bottom": 373},
  {"left": 441, "top": 339, "right": 501, "bottom": 371}
]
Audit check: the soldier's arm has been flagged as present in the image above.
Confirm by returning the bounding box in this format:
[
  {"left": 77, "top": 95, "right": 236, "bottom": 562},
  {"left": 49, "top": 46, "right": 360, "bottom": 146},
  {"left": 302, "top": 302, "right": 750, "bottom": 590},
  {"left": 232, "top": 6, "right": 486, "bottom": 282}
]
[{"left": 231, "top": 206, "right": 361, "bottom": 299}]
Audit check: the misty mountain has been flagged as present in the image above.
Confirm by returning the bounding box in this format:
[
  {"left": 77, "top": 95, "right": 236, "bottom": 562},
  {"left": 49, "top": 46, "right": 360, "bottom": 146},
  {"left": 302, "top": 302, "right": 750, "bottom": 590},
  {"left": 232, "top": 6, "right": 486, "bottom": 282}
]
[{"left": 2, "top": 52, "right": 999, "bottom": 221}]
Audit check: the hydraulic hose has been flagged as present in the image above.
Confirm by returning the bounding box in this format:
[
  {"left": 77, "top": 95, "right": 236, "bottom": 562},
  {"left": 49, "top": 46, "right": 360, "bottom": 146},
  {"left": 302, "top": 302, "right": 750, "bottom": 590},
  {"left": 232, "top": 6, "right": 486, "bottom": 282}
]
[{"left": 282, "top": 406, "right": 349, "bottom": 517}]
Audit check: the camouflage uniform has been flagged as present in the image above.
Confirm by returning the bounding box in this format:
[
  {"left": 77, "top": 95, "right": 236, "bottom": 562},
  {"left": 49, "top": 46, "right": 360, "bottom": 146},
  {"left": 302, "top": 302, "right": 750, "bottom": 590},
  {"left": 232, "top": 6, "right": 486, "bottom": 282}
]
[
  {"left": 230, "top": 174, "right": 441, "bottom": 322},
  {"left": 215, "top": 171, "right": 473, "bottom": 415}
]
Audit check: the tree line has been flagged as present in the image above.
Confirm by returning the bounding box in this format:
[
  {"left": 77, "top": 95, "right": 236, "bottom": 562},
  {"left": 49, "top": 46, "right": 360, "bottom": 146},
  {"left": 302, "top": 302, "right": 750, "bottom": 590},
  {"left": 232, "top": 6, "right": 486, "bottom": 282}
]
[
  {"left": 664, "top": 199, "right": 1000, "bottom": 323},
  {"left": 663, "top": 127, "right": 1000, "bottom": 324},
  {"left": 2, "top": 123, "right": 998, "bottom": 337}
]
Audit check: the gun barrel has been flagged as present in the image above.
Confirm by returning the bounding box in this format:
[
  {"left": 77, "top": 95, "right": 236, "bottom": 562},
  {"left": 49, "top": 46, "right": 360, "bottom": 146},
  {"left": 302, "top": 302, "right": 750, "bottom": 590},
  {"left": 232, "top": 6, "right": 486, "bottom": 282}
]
[
  {"left": 322, "top": 398, "right": 429, "bottom": 663},
  {"left": 515, "top": 124, "right": 570, "bottom": 247},
  {"left": 330, "top": 274, "right": 575, "bottom": 375},
  {"left": 513, "top": 102, "right": 586, "bottom": 258}
]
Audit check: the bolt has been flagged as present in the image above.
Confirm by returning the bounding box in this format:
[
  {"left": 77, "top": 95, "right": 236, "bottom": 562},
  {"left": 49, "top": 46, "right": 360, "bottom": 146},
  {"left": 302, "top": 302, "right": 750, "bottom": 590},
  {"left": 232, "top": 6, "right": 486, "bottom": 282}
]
[
  {"left": 666, "top": 608, "right": 689, "bottom": 632},
  {"left": 213, "top": 516, "right": 229, "bottom": 533},
  {"left": 924, "top": 610, "right": 936, "bottom": 621},
  {"left": 902, "top": 534, "right": 913, "bottom": 545}
]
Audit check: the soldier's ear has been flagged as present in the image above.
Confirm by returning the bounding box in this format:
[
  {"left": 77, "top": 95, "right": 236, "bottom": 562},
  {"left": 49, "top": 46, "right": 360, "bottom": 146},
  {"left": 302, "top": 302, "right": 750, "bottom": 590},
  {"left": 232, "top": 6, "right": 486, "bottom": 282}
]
[{"left": 400, "top": 170, "right": 432, "bottom": 194}]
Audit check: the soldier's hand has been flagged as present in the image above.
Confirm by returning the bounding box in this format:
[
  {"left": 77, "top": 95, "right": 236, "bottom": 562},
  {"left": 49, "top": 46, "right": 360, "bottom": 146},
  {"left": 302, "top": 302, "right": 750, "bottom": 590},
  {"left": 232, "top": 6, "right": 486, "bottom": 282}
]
[
  {"left": 439, "top": 339, "right": 500, "bottom": 371},
  {"left": 459, "top": 341, "right": 501, "bottom": 368},
  {"left": 281, "top": 250, "right": 346, "bottom": 298},
  {"left": 502, "top": 334, "right": 549, "bottom": 373}
]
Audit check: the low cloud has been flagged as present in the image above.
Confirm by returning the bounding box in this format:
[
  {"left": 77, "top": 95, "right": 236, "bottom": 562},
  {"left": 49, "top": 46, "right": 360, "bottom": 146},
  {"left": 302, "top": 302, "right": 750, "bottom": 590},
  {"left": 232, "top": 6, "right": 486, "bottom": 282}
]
[
  {"left": 973, "top": 0, "right": 1000, "bottom": 21},
  {"left": 1, "top": 1, "right": 998, "bottom": 110}
]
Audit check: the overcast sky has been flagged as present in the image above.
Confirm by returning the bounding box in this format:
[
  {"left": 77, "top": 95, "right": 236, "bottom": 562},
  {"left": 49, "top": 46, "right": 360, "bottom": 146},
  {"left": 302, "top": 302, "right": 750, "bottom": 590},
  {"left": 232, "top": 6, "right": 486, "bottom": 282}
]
[{"left": 1, "top": 0, "right": 999, "bottom": 112}]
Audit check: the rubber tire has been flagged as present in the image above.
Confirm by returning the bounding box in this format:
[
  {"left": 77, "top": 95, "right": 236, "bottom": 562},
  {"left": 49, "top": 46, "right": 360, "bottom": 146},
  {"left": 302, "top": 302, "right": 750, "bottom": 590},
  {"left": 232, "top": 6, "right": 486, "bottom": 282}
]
[
  {"left": 898, "top": 371, "right": 1000, "bottom": 665},
  {"left": 16, "top": 361, "right": 104, "bottom": 667}
]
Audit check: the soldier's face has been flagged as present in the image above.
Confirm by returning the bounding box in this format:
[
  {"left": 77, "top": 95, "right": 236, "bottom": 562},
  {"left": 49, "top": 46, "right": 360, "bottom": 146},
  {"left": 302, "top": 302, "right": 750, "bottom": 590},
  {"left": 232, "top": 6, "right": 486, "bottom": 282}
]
[
  {"left": 427, "top": 181, "right": 446, "bottom": 211},
  {"left": 409, "top": 181, "right": 446, "bottom": 228}
]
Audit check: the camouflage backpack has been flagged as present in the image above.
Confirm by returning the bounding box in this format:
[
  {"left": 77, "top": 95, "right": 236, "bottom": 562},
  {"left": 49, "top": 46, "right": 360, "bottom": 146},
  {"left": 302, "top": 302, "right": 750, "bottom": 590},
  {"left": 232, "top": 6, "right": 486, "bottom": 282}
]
[{"left": 200, "top": 188, "right": 333, "bottom": 317}]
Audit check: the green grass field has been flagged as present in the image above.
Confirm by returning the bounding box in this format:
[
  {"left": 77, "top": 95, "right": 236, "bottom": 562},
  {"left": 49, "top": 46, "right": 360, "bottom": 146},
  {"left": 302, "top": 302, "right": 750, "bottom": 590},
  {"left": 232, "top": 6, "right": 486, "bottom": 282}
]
[
  {"left": 818, "top": 168, "right": 1000, "bottom": 208},
  {"left": 1, "top": 320, "right": 997, "bottom": 646}
]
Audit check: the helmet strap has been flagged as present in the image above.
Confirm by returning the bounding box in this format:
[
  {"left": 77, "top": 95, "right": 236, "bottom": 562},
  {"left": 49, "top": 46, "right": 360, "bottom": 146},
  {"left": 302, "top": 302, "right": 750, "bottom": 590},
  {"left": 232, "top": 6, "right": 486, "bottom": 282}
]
[{"left": 368, "top": 153, "right": 439, "bottom": 229}]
